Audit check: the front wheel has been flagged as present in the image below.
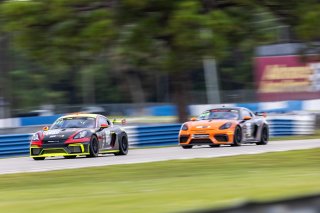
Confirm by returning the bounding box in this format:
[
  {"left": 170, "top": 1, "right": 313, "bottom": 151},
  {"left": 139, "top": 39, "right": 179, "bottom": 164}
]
[
  {"left": 181, "top": 145, "right": 193, "bottom": 149},
  {"left": 256, "top": 126, "right": 269, "bottom": 145},
  {"left": 232, "top": 126, "right": 242, "bottom": 146},
  {"left": 114, "top": 134, "right": 129, "bottom": 156},
  {"left": 33, "top": 157, "right": 45, "bottom": 160}
]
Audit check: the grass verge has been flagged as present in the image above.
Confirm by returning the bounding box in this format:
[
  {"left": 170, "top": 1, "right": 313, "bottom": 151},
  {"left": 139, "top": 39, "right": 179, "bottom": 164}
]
[{"left": 0, "top": 149, "right": 319, "bottom": 213}]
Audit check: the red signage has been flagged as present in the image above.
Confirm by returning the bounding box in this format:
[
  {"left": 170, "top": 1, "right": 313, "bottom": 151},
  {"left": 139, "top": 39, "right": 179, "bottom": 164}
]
[{"left": 255, "top": 55, "right": 320, "bottom": 101}]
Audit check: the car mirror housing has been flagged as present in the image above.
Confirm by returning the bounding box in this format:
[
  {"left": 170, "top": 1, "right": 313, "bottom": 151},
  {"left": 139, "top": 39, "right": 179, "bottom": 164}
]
[
  {"left": 190, "top": 117, "right": 197, "bottom": 121},
  {"left": 100, "top": 123, "right": 108, "bottom": 129},
  {"left": 43, "top": 126, "right": 49, "bottom": 131},
  {"left": 243, "top": 116, "right": 252, "bottom": 120}
]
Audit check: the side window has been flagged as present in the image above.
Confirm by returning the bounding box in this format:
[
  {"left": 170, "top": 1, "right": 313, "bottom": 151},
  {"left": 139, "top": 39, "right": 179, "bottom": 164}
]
[
  {"left": 199, "top": 111, "right": 210, "bottom": 120},
  {"left": 242, "top": 109, "right": 251, "bottom": 118},
  {"left": 249, "top": 111, "right": 254, "bottom": 117},
  {"left": 98, "top": 116, "right": 108, "bottom": 127}
]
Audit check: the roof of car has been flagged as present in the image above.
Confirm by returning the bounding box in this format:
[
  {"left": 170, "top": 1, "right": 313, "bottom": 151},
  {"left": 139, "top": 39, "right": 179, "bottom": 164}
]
[
  {"left": 61, "top": 113, "right": 101, "bottom": 119},
  {"left": 209, "top": 107, "right": 244, "bottom": 111}
]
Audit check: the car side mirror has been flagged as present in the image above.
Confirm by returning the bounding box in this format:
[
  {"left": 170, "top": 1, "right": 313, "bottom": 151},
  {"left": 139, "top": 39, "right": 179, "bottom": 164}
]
[
  {"left": 43, "top": 126, "right": 49, "bottom": 131},
  {"left": 100, "top": 123, "right": 109, "bottom": 129},
  {"left": 243, "top": 116, "right": 252, "bottom": 120},
  {"left": 190, "top": 117, "right": 197, "bottom": 121}
]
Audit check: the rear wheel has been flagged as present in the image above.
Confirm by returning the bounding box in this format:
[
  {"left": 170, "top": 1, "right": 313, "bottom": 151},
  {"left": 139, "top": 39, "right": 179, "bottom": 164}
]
[
  {"left": 87, "top": 136, "right": 99, "bottom": 157},
  {"left": 64, "top": 155, "right": 77, "bottom": 159},
  {"left": 182, "top": 145, "right": 193, "bottom": 149},
  {"left": 232, "top": 126, "right": 242, "bottom": 146},
  {"left": 114, "top": 134, "right": 129, "bottom": 156},
  {"left": 256, "top": 126, "right": 269, "bottom": 145},
  {"left": 33, "top": 157, "right": 45, "bottom": 160}
]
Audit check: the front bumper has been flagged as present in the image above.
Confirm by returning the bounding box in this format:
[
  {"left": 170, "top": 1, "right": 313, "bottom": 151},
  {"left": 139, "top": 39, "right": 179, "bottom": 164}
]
[
  {"left": 179, "top": 129, "right": 234, "bottom": 145},
  {"left": 30, "top": 142, "right": 90, "bottom": 158}
]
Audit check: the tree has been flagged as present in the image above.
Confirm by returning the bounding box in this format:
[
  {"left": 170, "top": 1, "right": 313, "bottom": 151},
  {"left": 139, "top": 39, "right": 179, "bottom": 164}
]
[
  {"left": 2, "top": 0, "right": 316, "bottom": 121},
  {"left": 0, "top": 0, "right": 116, "bottom": 105}
]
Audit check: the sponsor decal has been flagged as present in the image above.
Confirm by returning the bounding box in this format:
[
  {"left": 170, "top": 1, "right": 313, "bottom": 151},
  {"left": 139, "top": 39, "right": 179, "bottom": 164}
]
[
  {"left": 192, "top": 134, "right": 209, "bottom": 139},
  {"left": 47, "top": 140, "right": 60, "bottom": 143},
  {"left": 196, "top": 126, "right": 211, "bottom": 128},
  {"left": 44, "top": 130, "right": 60, "bottom": 135}
]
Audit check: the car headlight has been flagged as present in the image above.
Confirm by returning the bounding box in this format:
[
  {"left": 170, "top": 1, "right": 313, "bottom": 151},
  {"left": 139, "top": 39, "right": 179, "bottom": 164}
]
[
  {"left": 181, "top": 124, "right": 188, "bottom": 131},
  {"left": 31, "top": 133, "right": 40, "bottom": 141},
  {"left": 219, "top": 122, "right": 232, "bottom": 130},
  {"left": 73, "top": 130, "right": 89, "bottom": 139}
]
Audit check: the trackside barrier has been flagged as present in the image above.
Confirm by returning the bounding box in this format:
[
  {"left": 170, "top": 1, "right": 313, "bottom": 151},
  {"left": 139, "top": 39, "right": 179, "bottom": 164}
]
[
  {"left": 129, "top": 124, "right": 181, "bottom": 147},
  {"left": 0, "top": 115, "right": 316, "bottom": 157},
  {"left": 0, "top": 134, "right": 31, "bottom": 158}
]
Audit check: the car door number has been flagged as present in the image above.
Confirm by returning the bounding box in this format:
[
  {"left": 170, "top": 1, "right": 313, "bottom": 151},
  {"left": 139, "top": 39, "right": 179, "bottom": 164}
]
[
  {"left": 103, "top": 131, "right": 111, "bottom": 147},
  {"left": 245, "top": 123, "right": 252, "bottom": 137}
]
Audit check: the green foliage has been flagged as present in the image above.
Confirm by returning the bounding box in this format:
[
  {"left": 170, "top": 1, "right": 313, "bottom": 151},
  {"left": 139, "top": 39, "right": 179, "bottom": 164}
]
[
  {"left": 295, "top": 4, "right": 320, "bottom": 41},
  {"left": 9, "top": 69, "right": 66, "bottom": 108},
  {"left": 1, "top": 0, "right": 320, "bottom": 113}
]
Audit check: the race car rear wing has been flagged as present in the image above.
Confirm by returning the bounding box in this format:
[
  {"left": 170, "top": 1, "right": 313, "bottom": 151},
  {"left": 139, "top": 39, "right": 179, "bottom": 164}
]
[
  {"left": 112, "top": 118, "right": 127, "bottom": 125},
  {"left": 254, "top": 112, "right": 267, "bottom": 117}
]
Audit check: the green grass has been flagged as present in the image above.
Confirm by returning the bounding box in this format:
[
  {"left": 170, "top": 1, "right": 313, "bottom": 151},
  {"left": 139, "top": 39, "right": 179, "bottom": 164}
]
[{"left": 0, "top": 149, "right": 320, "bottom": 213}]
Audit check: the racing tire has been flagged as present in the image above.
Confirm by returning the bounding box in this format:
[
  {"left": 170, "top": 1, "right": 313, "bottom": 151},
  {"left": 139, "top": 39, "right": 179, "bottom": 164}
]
[
  {"left": 209, "top": 144, "right": 220, "bottom": 147},
  {"left": 182, "top": 145, "right": 193, "bottom": 149},
  {"left": 64, "top": 155, "right": 77, "bottom": 159},
  {"left": 33, "top": 157, "right": 45, "bottom": 160},
  {"left": 87, "top": 135, "right": 99, "bottom": 157},
  {"left": 232, "top": 126, "right": 242, "bottom": 146},
  {"left": 256, "top": 126, "right": 269, "bottom": 145},
  {"left": 114, "top": 134, "right": 129, "bottom": 156}
]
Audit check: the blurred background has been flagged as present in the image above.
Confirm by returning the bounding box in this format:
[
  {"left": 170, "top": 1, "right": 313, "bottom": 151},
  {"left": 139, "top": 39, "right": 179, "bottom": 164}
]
[
  {"left": 0, "top": 2, "right": 320, "bottom": 213},
  {"left": 0, "top": 0, "right": 320, "bottom": 122}
]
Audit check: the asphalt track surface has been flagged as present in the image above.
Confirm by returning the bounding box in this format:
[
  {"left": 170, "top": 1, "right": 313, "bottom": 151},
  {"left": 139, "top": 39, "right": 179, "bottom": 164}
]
[{"left": 0, "top": 139, "right": 319, "bottom": 175}]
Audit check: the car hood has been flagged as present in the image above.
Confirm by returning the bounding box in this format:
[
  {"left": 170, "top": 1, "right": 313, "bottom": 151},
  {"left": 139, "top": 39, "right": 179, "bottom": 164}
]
[
  {"left": 41, "top": 128, "right": 92, "bottom": 140},
  {"left": 185, "top": 120, "right": 236, "bottom": 130}
]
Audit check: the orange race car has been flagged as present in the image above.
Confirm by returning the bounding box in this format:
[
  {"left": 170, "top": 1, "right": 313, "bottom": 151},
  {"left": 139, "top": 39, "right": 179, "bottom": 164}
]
[{"left": 179, "top": 107, "right": 269, "bottom": 149}]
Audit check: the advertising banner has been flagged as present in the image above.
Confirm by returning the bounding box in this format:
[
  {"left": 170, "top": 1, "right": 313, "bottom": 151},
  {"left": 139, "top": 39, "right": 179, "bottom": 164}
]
[{"left": 255, "top": 55, "right": 320, "bottom": 101}]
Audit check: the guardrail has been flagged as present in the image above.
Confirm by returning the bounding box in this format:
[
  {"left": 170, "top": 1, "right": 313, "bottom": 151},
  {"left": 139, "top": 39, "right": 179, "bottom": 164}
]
[
  {"left": 130, "top": 124, "right": 181, "bottom": 147},
  {"left": 0, "top": 134, "right": 31, "bottom": 158},
  {"left": 0, "top": 114, "right": 316, "bottom": 158}
]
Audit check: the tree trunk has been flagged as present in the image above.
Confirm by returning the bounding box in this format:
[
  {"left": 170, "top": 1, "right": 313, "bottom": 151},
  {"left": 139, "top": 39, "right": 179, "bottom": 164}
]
[
  {"left": 0, "top": 35, "right": 12, "bottom": 118},
  {"left": 171, "top": 72, "right": 190, "bottom": 123},
  {"left": 125, "top": 71, "right": 146, "bottom": 114}
]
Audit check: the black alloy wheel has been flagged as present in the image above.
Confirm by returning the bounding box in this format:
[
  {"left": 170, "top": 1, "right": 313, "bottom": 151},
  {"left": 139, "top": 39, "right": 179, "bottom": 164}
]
[
  {"left": 87, "top": 136, "right": 99, "bottom": 157},
  {"left": 33, "top": 157, "right": 45, "bottom": 160},
  {"left": 115, "top": 135, "right": 129, "bottom": 156},
  {"left": 232, "top": 126, "right": 242, "bottom": 146}
]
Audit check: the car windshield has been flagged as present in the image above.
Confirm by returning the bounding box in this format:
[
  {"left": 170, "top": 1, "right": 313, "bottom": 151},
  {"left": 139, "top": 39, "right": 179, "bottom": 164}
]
[
  {"left": 50, "top": 117, "right": 96, "bottom": 129},
  {"left": 198, "top": 109, "right": 239, "bottom": 120}
]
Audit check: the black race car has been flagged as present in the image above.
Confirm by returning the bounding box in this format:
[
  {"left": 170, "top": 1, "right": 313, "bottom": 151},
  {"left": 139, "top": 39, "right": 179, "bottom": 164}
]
[{"left": 30, "top": 113, "right": 128, "bottom": 160}]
